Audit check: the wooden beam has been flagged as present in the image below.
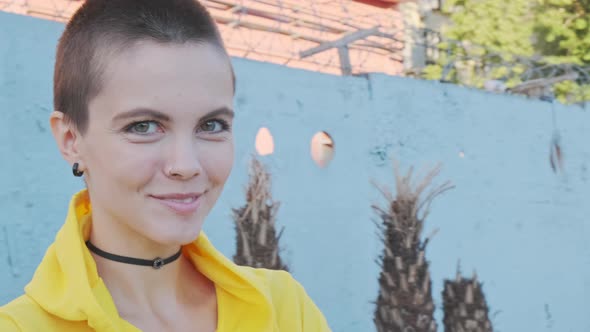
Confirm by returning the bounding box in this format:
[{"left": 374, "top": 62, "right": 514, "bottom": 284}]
[
  {"left": 299, "top": 26, "right": 380, "bottom": 58},
  {"left": 509, "top": 72, "right": 579, "bottom": 96},
  {"left": 338, "top": 46, "right": 352, "bottom": 75},
  {"left": 212, "top": 13, "right": 325, "bottom": 44},
  {"left": 205, "top": 0, "right": 349, "bottom": 34}
]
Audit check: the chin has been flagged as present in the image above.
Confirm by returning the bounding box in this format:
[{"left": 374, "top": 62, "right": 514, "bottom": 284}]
[{"left": 146, "top": 222, "right": 203, "bottom": 246}]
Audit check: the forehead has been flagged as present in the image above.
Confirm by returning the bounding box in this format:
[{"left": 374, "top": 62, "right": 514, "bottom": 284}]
[{"left": 89, "top": 41, "right": 234, "bottom": 118}]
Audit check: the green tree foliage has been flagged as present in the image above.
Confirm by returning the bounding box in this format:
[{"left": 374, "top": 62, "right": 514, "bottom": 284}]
[
  {"left": 534, "top": 0, "right": 590, "bottom": 103},
  {"left": 423, "top": 0, "right": 590, "bottom": 103},
  {"left": 535, "top": 0, "right": 590, "bottom": 64}
]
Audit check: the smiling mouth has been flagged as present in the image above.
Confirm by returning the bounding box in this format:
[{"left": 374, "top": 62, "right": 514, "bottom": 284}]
[
  {"left": 149, "top": 193, "right": 204, "bottom": 215},
  {"left": 162, "top": 196, "right": 198, "bottom": 203}
]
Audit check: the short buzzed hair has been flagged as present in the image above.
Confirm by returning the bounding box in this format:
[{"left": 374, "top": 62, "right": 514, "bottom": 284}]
[{"left": 54, "top": 0, "right": 232, "bottom": 134}]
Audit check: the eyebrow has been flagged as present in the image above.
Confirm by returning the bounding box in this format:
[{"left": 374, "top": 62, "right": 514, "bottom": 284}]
[
  {"left": 112, "top": 107, "right": 235, "bottom": 123},
  {"left": 202, "top": 107, "right": 235, "bottom": 120}
]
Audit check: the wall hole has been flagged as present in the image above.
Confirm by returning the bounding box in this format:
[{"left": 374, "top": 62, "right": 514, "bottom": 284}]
[
  {"left": 310, "top": 131, "right": 335, "bottom": 168},
  {"left": 255, "top": 127, "right": 274, "bottom": 156}
]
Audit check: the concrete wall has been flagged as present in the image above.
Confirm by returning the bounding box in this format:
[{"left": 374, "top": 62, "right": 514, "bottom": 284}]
[{"left": 1, "top": 11, "right": 589, "bottom": 332}]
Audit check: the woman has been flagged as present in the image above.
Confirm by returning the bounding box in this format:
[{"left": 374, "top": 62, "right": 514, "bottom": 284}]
[{"left": 0, "top": 0, "right": 330, "bottom": 331}]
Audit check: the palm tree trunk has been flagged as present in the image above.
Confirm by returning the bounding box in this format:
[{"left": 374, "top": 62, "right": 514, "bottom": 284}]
[
  {"left": 373, "top": 162, "right": 454, "bottom": 332},
  {"left": 232, "top": 156, "right": 288, "bottom": 271},
  {"left": 443, "top": 269, "right": 493, "bottom": 332}
]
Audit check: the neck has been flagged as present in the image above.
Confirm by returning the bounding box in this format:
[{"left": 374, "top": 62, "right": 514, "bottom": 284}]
[{"left": 87, "top": 213, "right": 192, "bottom": 314}]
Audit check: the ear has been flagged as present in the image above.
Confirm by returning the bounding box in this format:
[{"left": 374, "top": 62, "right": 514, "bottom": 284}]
[{"left": 49, "top": 111, "right": 85, "bottom": 170}]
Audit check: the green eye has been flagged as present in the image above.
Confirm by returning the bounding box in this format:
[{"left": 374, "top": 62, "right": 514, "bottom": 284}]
[
  {"left": 127, "top": 121, "right": 160, "bottom": 134},
  {"left": 133, "top": 122, "right": 150, "bottom": 133},
  {"left": 201, "top": 121, "right": 215, "bottom": 131},
  {"left": 201, "top": 120, "right": 228, "bottom": 132}
]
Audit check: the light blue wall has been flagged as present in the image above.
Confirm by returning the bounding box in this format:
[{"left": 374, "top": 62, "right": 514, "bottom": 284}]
[{"left": 1, "top": 11, "right": 589, "bottom": 332}]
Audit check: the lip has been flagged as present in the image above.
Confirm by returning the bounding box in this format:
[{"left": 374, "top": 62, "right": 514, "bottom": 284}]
[{"left": 149, "top": 192, "right": 204, "bottom": 215}]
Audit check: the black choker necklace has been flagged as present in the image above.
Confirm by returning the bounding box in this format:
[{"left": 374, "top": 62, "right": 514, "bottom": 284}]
[{"left": 85, "top": 241, "right": 182, "bottom": 270}]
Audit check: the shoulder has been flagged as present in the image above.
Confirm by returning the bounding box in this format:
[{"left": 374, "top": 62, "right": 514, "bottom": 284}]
[
  {"left": 0, "top": 312, "right": 20, "bottom": 331},
  {"left": 0, "top": 295, "right": 37, "bottom": 331},
  {"left": 237, "top": 267, "right": 302, "bottom": 300},
  {"left": 0, "top": 295, "right": 90, "bottom": 332},
  {"left": 247, "top": 267, "right": 297, "bottom": 290},
  {"left": 236, "top": 267, "right": 332, "bottom": 331}
]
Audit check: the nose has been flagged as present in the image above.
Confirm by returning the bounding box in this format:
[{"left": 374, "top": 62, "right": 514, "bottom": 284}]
[{"left": 165, "top": 135, "right": 202, "bottom": 180}]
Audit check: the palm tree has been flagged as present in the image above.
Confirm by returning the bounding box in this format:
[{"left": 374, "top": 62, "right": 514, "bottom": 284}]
[
  {"left": 232, "top": 156, "right": 288, "bottom": 271},
  {"left": 443, "top": 268, "right": 493, "bottom": 332},
  {"left": 373, "top": 162, "right": 454, "bottom": 332}
]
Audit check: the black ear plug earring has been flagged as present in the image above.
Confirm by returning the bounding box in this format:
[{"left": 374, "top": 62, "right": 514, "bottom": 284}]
[{"left": 72, "top": 163, "right": 84, "bottom": 177}]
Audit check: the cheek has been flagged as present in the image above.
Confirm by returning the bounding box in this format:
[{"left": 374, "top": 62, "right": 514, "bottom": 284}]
[
  {"left": 201, "top": 142, "right": 234, "bottom": 184},
  {"left": 87, "top": 140, "right": 162, "bottom": 185}
]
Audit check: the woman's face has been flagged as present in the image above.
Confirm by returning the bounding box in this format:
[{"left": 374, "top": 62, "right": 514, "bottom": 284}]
[{"left": 69, "top": 41, "right": 235, "bottom": 246}]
